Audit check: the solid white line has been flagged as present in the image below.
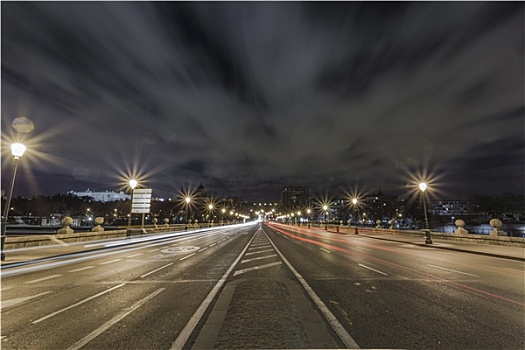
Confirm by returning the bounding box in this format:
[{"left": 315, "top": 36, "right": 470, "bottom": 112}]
[
  {"left": 265, "top": 229, "right": 360, "bottom": 349},
  {"left": 126, "top": 253, "right": 143, "bottom": 258},
  {"left": 69, "top": 266, "right": 95, "bottom": 272},
  {"left": 241, "top": 254, "right": 278, "bottom": 264},
  {"left": 180, "top": 253, "right": 196, "bottom": 261},
  {"left": 32, "top": 284, "right": 125, "bottom": 324},
  {"left": 358, "top": 263, "right": 388, "bottom": 276},
  {"left": 25, "top": 274, "right": 62, "bottom": 284},
  {"left": 245, "top": 249, "right": 274, "bottom": 256},
  {"left": 233, "top": 262, "right": 282, "bottom": 276},
  {"left": 170, "top": 229, "right": 258, "bottom": 350},
  {"left": 427, "top": 264, "right": 478, "bottom": 277},
  {"left": 99, "top": 259, "right": 122, "bottom": 265},
  {"left": 320, "top": 248, "right": 331, "bottom": 254},
  {"left": 141, "top": 263, "right": 174, "bottom": 278},
  {"left": 66, "top": 288, "right": 165, "bottom": 350}
]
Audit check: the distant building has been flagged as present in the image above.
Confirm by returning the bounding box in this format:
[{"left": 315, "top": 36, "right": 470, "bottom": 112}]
[
  {"left": 281, "top": 185, "right": 309, "bottom": 209},
  {"left": 68, "top": 189, "right": 130, "bottom": 202}
]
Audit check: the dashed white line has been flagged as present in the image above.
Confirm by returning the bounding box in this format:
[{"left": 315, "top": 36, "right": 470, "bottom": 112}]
[
  {"left": 99, "top": 259, "right": 122, "bottom": 265},
  {"left": 147, "top": 249, "right": 159, "bottom": 252},
  {"left": 427, "top": 264, "right": 478, "bottom": 277},
  {"left": 32, "top": 284, "right": 125, "bottom": 324},
  {"left": 241, "top": 254, "right": 278, "bottom": 264},
  {"left": 141, "top": 263, "right": 174, "bottom": 278},
  {"left": 245, "top": 249, "right": 274, "bottom": 256},
  {"left": 180, "top": 253, "right": 197, "bottom": 261},
  {"left": 320, "top": 248, "right": 331, "bottom": 254},
  {"left": 66, "top": 288, "right": 165, "bottom": 350},
  {"left": 209, "top": 243, "right": 216, "bottom": 247},
  {"left": 25, "top": 275, "right": 62, "bottom": 284},
  {"left": 358, "top": 263, "right": 388, "bottom": 276},
  {"left": 198, "top": 247, "right": 208, "bottom": 252},
  {"left": 69, "top": 266, "right": 95, "bottom": 272},
  {"left": 127, "top": 253, "right": 143, "bottom": 258}
]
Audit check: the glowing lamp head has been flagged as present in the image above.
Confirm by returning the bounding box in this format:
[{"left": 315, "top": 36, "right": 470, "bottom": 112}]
[
  {"left": 419, "top": 182, "right": 428, "bottom": 192},
  {"left": 185, "top": 197, "right": 191, "bottom": 204},
  {"left": 208, "top": 204, "right": 213, "bottom": 210},
  {"left": 352, "top": 198, "right": 358, "bottom": 205},
  {"left": 323, "top": 205, "right": 328, "bottom": 211},
  {"left": 129, "top": 179, "right": 138, "bottom": 189},
  {"left": 11, "top": 143, "right": 26, "bottom": 159}
]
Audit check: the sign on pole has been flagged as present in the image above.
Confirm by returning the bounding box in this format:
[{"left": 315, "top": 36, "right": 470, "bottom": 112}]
[{"left": 132, "top": 188, "right": 152, "bottom": 213}]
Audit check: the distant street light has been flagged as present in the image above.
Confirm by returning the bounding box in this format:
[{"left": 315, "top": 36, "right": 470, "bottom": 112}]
[
  {"left": 128, "top": 179, "right": 137, "bottom": 227},
  {"left": 208, "top": 204, "right": 213, "bottom": 227},
  {"left": 185, "top": 196, "right": 191, "bottom": 230},
  {"left": 419, "top": 182, "right": 432, "bottom": 244},
  {"left": 323, "top": 205, "right": 328, "bottom": 230},
  {"left": 352, "top": 198, "right": 359, "bottom": 235},
  {"left": 307, "top": 209, "right": 311, "bottom": 228},
  {"left": 1, "top": 143, "right": 27, "bottom": 261}
]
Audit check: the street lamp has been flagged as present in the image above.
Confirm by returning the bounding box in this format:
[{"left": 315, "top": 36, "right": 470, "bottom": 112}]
[
  {"left": 323, "top": 205, "right": 328, "bottom": 230},
  {"left": 307, "top": 209, "right": 311, "bottom": 228},
  {"left": 419, "top": 182, "right": 432, "bottom": 244},
  {"left": 128, "top": 179, "right": 137, "bottom": 227},
  {"left": 1, "top": 143, "right": 27, "bottom": 261},
  {"left": 297, "top": 211, "right": 301, "bottom": 226},
  {"left": 185, "top": 196, "right": 191, "bottom": 230},
  {"left": 221, "top": 208, "right": 226, "bottom": 225},
  {"left": 208, "top": 204, "right": 213, "bottom": 227},
  {"left": 352, "top": 198, "right": 359, "bottom": 235}
]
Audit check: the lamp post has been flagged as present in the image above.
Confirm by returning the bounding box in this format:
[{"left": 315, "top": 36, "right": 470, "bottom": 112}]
[
  {"left": 1, "top": 143, "right": 26, "bottom": 261},
  {"left": 323, "top": 205, "right": 328, "bottom": 230},
  {"left": 307, "top": 209, "right": 311, "bottom": 228},
  {"left": 208, "top": 204, "right": 213, "bottom": 227},
  {"left": 352, "top": 198, "right": 359, "bottom": 235},
  {"left": 419, "top": 182, "right": 432, "bottom": 244},
  {"left": 297, "top": 211, "right": 301, "bottom": 226},
  {"left": 221, "top": 208, "right": 226, "bottom": 225},
  {"left": 185, "top": 196, "right": 191, "bottom": 230},
  {"left": 128, "top": 179, "right": 137, "bottom": 227}
]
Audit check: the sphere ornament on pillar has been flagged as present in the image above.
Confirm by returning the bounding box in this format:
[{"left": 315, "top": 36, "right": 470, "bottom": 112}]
[
  {"left": 489, "top": 219, "right": 507, "bottom": 237},
  {"left": 375, "top": 219, "right": 382, "bottom": 229},
  {"left": 453, "top": 219, "right": 468, "bottom": 235},
  {"left": 163, "top": 218, "right": 170, "bottom": 227},
  {"left": 91, "top": 217, "right": 105, "bottom": 232},
  {"left": 389, "top": 219, "right": 395, "bottom": 230},
  {"left": 152, "top": 218, "right": 158, "bottom": 229},
  {"left": 57, "top": 216, "right": 74, "bottom": 234}
]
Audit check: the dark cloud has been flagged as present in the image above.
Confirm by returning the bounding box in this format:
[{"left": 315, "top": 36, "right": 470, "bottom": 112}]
[{"left": 1, "top": 2, "right": 523, "bottom": 201}]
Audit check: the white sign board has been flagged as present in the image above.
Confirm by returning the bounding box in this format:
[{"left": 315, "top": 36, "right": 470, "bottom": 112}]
[{"left": 132, "top": 188, "right": 152, "bottom": 213}]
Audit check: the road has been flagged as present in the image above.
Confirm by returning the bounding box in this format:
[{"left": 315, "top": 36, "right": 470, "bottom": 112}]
[{"left": 1, "top": 222, "right": 523, "bottom": 349}]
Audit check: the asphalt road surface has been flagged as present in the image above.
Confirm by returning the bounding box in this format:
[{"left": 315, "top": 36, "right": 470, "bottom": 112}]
[{"left": 1, "top": 222, "right": 524, "bottom": 349}]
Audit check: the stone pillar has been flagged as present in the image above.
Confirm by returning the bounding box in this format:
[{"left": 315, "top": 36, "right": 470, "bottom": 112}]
[
  {"left": 163, "top": 218, "right": 170, "bottom": 228},
  {"left": 91, "top": 217, "right": 104, "bottom": 232},
  {"left": 489, "top": 219, "right": 507, "bottom": 236},
  {"left": 375, "top": 220, "right": 382, "bottom": 229},
  {"left": 453, "top": 219, "right": 468, "bottom": 235},
  {"left": 152, "top": 218, "right": 158, "bottom": 229},
  {"left": 57, "top": 216, "right": 74, "bottom": 234},
  {"left": 389, "top": 219, "right": 395, "bottom": 230}
]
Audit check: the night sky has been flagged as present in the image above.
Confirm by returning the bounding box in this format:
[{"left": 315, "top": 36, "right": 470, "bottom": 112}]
[{"left": 1, "top": 2, "right": 524, "bottom": 202}]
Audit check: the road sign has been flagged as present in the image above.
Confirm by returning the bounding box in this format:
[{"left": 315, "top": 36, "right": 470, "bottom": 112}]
[{"left": 132, "top": 188, "right": 152, "bottom": 213}]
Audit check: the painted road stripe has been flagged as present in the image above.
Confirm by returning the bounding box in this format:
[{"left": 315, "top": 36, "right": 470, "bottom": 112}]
[
  {"left": 33, "top": 284, "right": 125, "bottom": 324},
  {"left": 233, "top": 262, "right": 282, "bottom": 276},
  {"left": 69, "top": 266, "right": 95, "bottom": 272},
  {"left": 358, "top": 263, "right": 388, "bottom": 276},
  {"left": 245, "top": 249, "right": 274, "bottom": 256},
  {"left": 66, "top": 288, "right": 165, "bottom": 350},
  {"left": 99, "top": 259, "right": 122, "bottom": 265},
  {"left": 241, "top": 254, "right": 278, "bottom": 264},
  {"left": 127, "top": 253, "right": 143, "bottom": 258},
  {"left": 265, "top": 229, "right": 360, "bottom": 349},
  {"left": 2, "top": 291, "right": 53, "bottom": 310},
  {"left": 198, "top": 247, "right": 208, "bottom": 252},
  {"left": 209, "top": 243, "right": 216, "bottom": 247},
  {"left": 427, "top": 264, "right": 478, "bottom": 277},
  {"left": 170, "top": 229, "right": 258, "bottom": 350},
  {"left": 141, "top": 263, "right": 174, "bottom": 278},
  {"left": 180, "top": 253, "right": 196, "bottom": 261},
  {"left": 320, "top": 248, "right": 331, "bottom": 254},
  {"left": 25, "top": 275, "right": 62, "bottom": 284},
  {"left": 147, "top": 249, "right": 159, "bottom": 252}
]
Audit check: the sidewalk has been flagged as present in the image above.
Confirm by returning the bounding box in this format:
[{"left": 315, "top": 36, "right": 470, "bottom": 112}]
[{"left": 324, "top": 226, "right": 525, "bottom": 262}]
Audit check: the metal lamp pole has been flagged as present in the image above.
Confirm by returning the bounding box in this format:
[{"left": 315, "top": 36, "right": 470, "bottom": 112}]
[
  {"left": 128, "top": 179, "right": 137, "bottom": 227},
  {"left": 1, "top": 143, "right": 26, "bottom": 261},
  {"left": 419, "top": 182, "right": 432, "bottom": 244}
]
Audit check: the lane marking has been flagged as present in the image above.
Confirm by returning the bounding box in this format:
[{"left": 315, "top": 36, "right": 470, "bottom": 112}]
[
  {"left": 233, "top": 262, "right": 282, "bottom": 276},
  {"left": 209, "top": 243, "right": 216, "bottom": 247},
  {"left": 358, "top": 263, "right": 388, "bottom": 276},
  {"left": 25, "top": 275, "right": 62, "bottom": 284},
  {"left": 198, "top": 247, "right": 208, "bottom": 252},
  {"left": 32, "top": 284, "right": 125, "bottom": 324},
  {"left": 126, "top": 253, "right": 143, "bottom": 258},
  {"left": 180, "top": 253, "right": 197, "bottom": 261},
  {"left": 248, "top": 245, "right": 271, "bottom": 250},
  {"left": 245, "top": 249, "right": 274, "bottom": 256},
  {"left": 99, "top": 259, "right": 122, "bottom": 265},
  {"left": 141, "top": 263, "right": 174, "bottom": 278},
  {"left": 66, "top": 288, "right": 165, "bottom": 350},
  {"left": 427, "top": 264, "right": 478, "bottom": 277},
  {"left": 320, "top": 248, "right": 331, "bottom": 254},
  {"left": 264, "top": 229, "right": 360, "bottom": 349},
  {"left": 2, "top": 291, "right": 53, "bottom": 310},
  {"left": 170, "top": 229, "right": 258, "bottom": 350},
  {"left": 147, "top": 249, "right": 159, "bottom": 252},
  {"left": 241, "top": 254, "right": 278, "bottom": 264},
  {"left": 69, "top": 266, "right": 95, "bottom": 272}
]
